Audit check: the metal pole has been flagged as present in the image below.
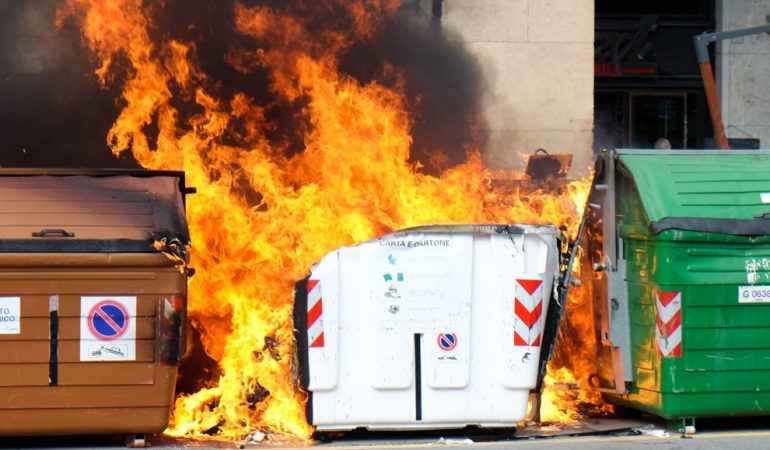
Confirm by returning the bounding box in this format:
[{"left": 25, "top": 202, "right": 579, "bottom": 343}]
[
  {"left": 698, "top": 60, "right": 729, "bottom": 149},
  {"left": 693, "top": 24, "right": 770, "bottom": 150}
]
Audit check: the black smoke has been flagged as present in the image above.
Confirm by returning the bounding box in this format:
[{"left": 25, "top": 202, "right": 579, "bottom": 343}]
[
  {"left": 0, "top": 0, "right": 132, "bottom": 168},
  {"left": 341, "top": 1, "right": 487, "bottom": 173},
  {"left": 0, "top": 0, "right": 485, "bottom": 174}
]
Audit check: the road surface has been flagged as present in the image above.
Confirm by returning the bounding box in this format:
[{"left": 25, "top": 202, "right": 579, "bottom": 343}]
[{"left": 4, "top": 417, "right": 770, "bottom": 450}]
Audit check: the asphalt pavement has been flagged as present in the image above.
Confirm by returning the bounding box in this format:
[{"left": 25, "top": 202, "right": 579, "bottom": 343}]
[{"left": 3, "top": 417, "right": 770, "bottom": 449}]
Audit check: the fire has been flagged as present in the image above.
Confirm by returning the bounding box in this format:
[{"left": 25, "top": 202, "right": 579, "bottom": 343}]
[
  {"left": 539, "top": 234, "right": 616, "bottom": 424},
  {"left": 56, "top": 0, "right": 599, "bottom": 441}
]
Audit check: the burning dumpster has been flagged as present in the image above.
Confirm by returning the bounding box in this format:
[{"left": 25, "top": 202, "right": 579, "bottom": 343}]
[
  {"left": 585, "top": 149, "right": 770, "bottom": 433},
  {"left": 294, "top": 224, "right": 567, "bottom": 431},
  {"left": 0, "top": 169, "right": 191, "bottom": 442}
]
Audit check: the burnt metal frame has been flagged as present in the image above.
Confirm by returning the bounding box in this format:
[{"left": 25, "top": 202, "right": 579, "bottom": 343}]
[{"left": 599, "top": 149, "right": 633, "bottom": 393}]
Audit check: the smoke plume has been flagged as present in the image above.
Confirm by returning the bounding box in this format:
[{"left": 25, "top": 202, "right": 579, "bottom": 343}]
[{"left": 1, "top": 0, "right": 485, "bottom": 173}]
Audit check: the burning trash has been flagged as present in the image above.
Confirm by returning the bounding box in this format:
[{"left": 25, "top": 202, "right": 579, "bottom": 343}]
[{"left": 51, "top": 0, "right": 600, "bottom": 441}]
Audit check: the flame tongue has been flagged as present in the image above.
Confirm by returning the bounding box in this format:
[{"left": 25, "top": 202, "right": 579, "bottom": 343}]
[{"left": 58, "top": 0, "right": 595, "bottom": 440}]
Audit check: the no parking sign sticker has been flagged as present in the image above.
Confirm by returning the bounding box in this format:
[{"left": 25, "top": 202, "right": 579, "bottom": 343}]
[
  {"left": 437, "top": 332, "right": 458, "bottom": 351},
  {"left": 80, "top": 296, "right": 136, "bottom": 361}
]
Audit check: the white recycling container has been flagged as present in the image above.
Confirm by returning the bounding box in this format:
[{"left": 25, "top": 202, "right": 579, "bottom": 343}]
[{"left": 294, "top": 224, "right": 563, "bottom": 431}]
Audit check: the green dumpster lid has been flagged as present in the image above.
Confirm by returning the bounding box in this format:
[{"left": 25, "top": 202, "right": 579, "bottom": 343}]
[{"left": 617, "top": 149, "right": 770, "bottom": 235}]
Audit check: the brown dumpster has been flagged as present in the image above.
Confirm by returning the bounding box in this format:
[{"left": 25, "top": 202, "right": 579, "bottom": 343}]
[{"left": 0, "top": 169, "right": 191, "bottom": 439}]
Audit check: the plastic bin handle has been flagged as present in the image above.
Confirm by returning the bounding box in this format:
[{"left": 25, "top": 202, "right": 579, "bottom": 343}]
[{"left": 32, "top": 229, "right": 75, "bottom": 238}]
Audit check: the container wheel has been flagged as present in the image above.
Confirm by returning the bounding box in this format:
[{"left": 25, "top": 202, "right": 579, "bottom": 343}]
[
  {"left": 667, "top": 418, "right": 696, "bottom": 435},
  {"left": 125, "top": 433, "right": 147, "bottom": 448},
  {"left": 683, "top": 417, "right": 697, "bottom": 435}
]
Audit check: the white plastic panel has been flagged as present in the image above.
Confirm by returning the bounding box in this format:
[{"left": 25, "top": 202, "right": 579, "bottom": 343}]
[
  {"left": 305, "top": 253, "right": 339, "bottom": 392},
  {"left": 306, "top": 225, "right": 560, "bottom": 430}
]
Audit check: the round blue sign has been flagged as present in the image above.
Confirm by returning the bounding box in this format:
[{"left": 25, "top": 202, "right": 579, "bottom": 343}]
[
  {"left": 437, "top": 332, "right": 458, "bottom": 351},
  {"left": 88, "top": 300, "right": 130, "bottom": 340}
]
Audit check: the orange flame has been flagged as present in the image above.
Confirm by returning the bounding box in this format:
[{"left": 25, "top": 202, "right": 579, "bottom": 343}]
[
  {"left": 58, "top": 0, "right": 599, "bottom": 440},
  {"left": 540, "top": 234, "right": 616, "bottom": 424}
]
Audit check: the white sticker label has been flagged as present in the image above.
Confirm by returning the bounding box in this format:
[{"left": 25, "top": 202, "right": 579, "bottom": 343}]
[
  {"left": 761, "top": 193, "right": 770, "bottom": 204},
  {"left": 80, "top": 296, "right": 136, "bottom": 361},
  {"left": 0, "top": 297, "right": 20, "bottom": 334},
  {"left": 739, "top": 285, "right": 770, "bottom": 303}
]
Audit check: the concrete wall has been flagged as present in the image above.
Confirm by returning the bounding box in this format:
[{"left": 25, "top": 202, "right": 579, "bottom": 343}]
[
  {"left": 0, "top": 0, "right": 128, "bottom": 168},
  {"left": 716, "top": 0, "right": 770, "bottom": 147},
  {"left": 0, "top": 0, "right": 60, "bottom": 75},
  {"left": 439, "top": 0, "right": 595, "bottom": 175}
]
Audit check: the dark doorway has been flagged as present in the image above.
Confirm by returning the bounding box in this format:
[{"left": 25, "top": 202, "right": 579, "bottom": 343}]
[{"left": 594, "top": 0, "right": 715, "bottom": 151}]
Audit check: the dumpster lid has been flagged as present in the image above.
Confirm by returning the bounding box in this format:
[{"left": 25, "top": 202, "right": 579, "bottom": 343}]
[
  {"left": 307, "top": 223, "right": 562, "bottom": 270},
  {"left": 0, "top": 169, "right": 190, "bottom": 253},
  {"left": 617, "top": 149, "right": 770, "bottom": 235},
  {"left": 382, "top": 223, "right": 561, "bottom": 238}
]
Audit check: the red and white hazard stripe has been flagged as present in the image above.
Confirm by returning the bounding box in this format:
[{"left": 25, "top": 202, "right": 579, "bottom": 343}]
[
  {"left": 656, "top": 291, "right": 682, "bottom": 358},
  {"left": 514, "top": 278, "right": 544, "bottom": 347},
  {"left": 307, "top": 279, "right": 325, "bottom": 348}
]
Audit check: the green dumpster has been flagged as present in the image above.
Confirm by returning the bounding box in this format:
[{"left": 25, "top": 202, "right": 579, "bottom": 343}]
[{"left": 585, "top": 149, "right": 770, "bottom": 432}]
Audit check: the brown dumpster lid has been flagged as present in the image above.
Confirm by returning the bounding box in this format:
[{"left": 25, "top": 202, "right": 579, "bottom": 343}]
[{"left": 0, "top": 169, "right": 190, "bottom": 253}]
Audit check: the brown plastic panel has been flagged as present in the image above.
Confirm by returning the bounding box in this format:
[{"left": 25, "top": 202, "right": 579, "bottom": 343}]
[
  {"left": 1, "top": 214, "right": 155, "bottom": 228},
  {"left": 0, "top": 269, "right": 182, "bottom": 296},
  {"left": 0, "top": 364, "right": 49, "bottom": 386},
  {"left": 57, "top": 340, "right": 157, "bottom": 362},
  {"left": 0, "top": 260, "right": 185, "bottom": 435},
  {"left": 0, "top": 253, "right": 174, "bottom": 267},
  {"left": 0, "top": 317, "right": 157, "bottom": 341},
  {"left": 58, "top": 362, "right": 156, "bottom": 386},
  {"left": 0, "top": 407, "right": 173, "bottom": 435},
  {"left": 0, "top": 201, "right": 152, "bottom": 215},
  {"left": 0, "top": 363, "right": 157, "bottom": 386},
  {"left": 0, "top": 174, "right": 189, "bottom": 241},
  {"left": 0, "top": 364, "right": 176, "bottom": 409},
  {"left": 0, "top": 341, "right": 49, "bottom": 363},
  {"left": 0, "top": 170, "right": 189, "bottom": 436},
  {"left": 0, "top": 272, "right": 159, "bottom": 282},
  {"left": 0, "top": 386, "right": 172, "bottom": 410},
  {"left": 0, "top": 340, "right": 157, "bottom": 364}
]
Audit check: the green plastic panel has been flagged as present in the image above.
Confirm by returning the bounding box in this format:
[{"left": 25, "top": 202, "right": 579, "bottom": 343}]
[
  {"left": 611, "top": 390, "right": 770, "bottom": 420},
  {"left": 618, "top": 152, "right": 770, "bottom": 222},
  {"left": 604, "top": 152, "right": 770, "bottom": 419}
]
